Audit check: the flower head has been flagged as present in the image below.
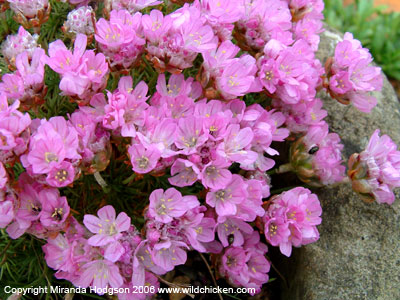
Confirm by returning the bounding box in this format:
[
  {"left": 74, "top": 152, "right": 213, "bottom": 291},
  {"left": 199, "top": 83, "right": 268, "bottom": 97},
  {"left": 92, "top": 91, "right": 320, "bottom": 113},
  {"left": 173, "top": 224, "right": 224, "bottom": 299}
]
[{"left": 84, "top": 205, "right": 131, "bottom": 246}]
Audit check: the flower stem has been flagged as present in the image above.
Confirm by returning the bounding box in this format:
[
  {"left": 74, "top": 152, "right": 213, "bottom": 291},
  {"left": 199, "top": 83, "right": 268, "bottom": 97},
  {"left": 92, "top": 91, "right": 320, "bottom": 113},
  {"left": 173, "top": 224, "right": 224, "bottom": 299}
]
[
  {"left": 93, "top": 171, "right": 110, "bottom": 193},
  {"left": 276, "top": 163, "right": 294, "bottom": 174},
  {"left": 199, "top": 252, "right": 223, "bottom": 300},
  {"left": 122, "top": 173, "right": 136, "bottom": 185}
]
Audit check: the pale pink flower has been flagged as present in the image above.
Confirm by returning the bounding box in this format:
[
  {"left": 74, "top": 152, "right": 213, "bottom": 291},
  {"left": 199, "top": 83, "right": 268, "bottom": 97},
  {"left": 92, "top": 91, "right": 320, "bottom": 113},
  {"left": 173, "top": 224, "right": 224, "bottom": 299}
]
[{"left": 84, "top": 205, "right": 131, "bottom": 246}]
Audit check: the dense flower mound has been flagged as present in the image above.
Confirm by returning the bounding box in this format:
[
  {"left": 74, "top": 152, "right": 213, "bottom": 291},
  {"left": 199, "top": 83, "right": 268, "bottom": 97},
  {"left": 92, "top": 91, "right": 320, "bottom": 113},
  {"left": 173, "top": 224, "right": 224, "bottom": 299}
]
[{"left": 0, "top": 0, "right": 397, "bottom": 298}]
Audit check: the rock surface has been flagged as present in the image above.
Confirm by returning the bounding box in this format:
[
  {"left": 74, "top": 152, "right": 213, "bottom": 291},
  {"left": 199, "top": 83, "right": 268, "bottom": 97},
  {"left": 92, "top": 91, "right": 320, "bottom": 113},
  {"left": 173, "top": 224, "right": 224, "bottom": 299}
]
[{"left": 281, "top": 28, "right": 400, "bottom": 300}]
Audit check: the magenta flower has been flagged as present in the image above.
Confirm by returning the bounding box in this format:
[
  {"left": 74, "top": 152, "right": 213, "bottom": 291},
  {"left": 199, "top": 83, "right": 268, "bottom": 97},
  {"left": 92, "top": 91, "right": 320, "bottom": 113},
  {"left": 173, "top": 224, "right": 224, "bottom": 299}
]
[
  {"left": 78, "top": 260, "right": 123, "bottom": 292},
  {"left": 1, "top": 26, "right": 38, "bottom": 67},
  {"left": 39, "top": 189, "right": 70, "bottom": 228},
  {"left": 175, "top": 117, "right": 208, "bottom": 154},
  {"left": 168, "top": 159, "right": 200, "bottom": 187},
  {"left": 216, "top": 217, "right": 254, "bottom": 247},
  {"left": 148, "top": 188, "right": 199, "bottom": 223},
  {"left": 200, "top": 160, "right": 233, "bottom": 190},
  {"left": 348, "top": 129, "right": 400, "bottom": 204},
  {"left": 0, "top": 200, "right": 14, "bottom": 228},
  {"left": 152, "top": 240, "right": 188, "bottom": 272},
  {"left": 26, "top": 135, "right": 66, "bottom": 174},
  {"left": 43, "top": 234, "right": 71, "bottom": 271},
  {"left": 46, "top": 161, "right": 75, "bottom": 187},
  {"left": 327, "top": 33, "right": 383, "bottom": 113},
  {"left": 142, "top": 9, "right": 172, "bottom": 43},
  {"left": 16, "top": 48, "right": 46, "bottom": 87},
  {"left": 217, "top": 124, "right": 257, "bottom": 165},
  {"left": 206, "top": 175, "right": 247, "bottom": 217},
  {"left": 128, "top": 143, "right": 161, "bottom": 174},
  {"left": 263, "top": 187, "right": 322, "bottom": 256},
  {"left": 84, "top": 205, "right": 131, "bottom": 246}
]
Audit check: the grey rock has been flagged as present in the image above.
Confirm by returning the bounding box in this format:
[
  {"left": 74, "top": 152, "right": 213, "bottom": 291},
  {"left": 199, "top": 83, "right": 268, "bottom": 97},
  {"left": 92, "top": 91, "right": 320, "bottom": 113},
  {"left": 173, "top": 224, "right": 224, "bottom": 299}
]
[{"left": 281, "top": 28, "right": 400, "bottom": 300}]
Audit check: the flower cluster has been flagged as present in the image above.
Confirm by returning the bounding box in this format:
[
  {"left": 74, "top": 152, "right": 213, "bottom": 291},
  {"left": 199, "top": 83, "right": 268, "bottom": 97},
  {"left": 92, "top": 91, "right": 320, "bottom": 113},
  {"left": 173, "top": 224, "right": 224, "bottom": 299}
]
[
  {"left": 1, "top": 172, "right": 70, "bottom": 239},
  {"left": 95, "top": 10, "right": 145, "bottom": 69},
  {"left": 21, "top": 116, "right": 81, "bottom": 187},
  {"left": 325, "top": 33, "right": 383, "bottom": 113},
  {"left": 1, "top": 26, "right": 39, "bottom": 68},
  {"left": 0, "top": 93, "right": 31, "bottom": 165},
  {"left": 287, "top": 122, "right": 345, "bottom": 186},
  {"left": 8, "top": 0, "right": 51, "bottom": 30},
  {"left": 348, "top": 129, "right": 400, "bottom": 204},
  {"left": 263, "top": 187, "right": 322, "bottom": 257},
  {"left": 63, "top": 5, "right": 95, "bottom": 39},
  {"left": 102, "top": 73, "right": 290, "bottom": 191},
  {"left": 219, "top": 231, "right": 270, "bottom": 295},
  {"left": 46, "top": 34, "right": 109, "bottom": 102}
]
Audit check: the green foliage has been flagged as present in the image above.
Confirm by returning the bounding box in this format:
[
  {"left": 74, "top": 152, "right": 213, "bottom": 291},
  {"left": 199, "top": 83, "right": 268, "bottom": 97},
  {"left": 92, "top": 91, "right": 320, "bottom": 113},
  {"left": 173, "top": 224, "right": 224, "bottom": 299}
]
[
  {"left": 38, "top": 0, "right": 71, "bottom": 48},
  {"left": 324, "top": 0, "right": 400, "bottom": 80}
]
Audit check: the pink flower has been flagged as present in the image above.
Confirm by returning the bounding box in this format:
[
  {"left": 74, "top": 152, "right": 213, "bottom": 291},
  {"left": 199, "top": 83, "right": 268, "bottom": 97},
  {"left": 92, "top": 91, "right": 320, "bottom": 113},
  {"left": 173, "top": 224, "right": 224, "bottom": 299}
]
[
  {"left": 180, "top": 17, "right": 216, "bottom": 53},
  {"left": 216, "top": 55, "right": 258, "bottom": 99},
  {"left": 16, "top": 48, "right": 46, "bottom": 87},
  {"left": 0, "top": 73, "right": 25, "bottom": 100},
  {"left": 1, "top": 26, "right": 38, "bottom": 67},
  {"left": 221, "top": 246, "right": 248, "bottom": 274},
  {"left": 152, "top": 240, "right": 188, "bottom": 271},
  {"left": 168, "top": 159, "right": 200, "bottom": 187},
  {"left": 128, "top": 143, "right": 161, "bottom": 174},
  {"left": 43, "top": 234, "right": 71, "bottom": 271},
  {"left": 26, "top": 135, "right": 66, "bottom": 174},
  {"left": 64, "top": 6, "right": 95, "bottom": 37},
  {"left": 148, "top": 188, "right": 199, "bottom": 223},
  {"left": 136, "top": 119, "right": 177, "bottom": 158},
  {"left": 47, "top": 34, "right": 86, "bottom": 75},
  {"left": 39, "top": 189, "right": 70, "bottom": 228},
  {"left": 0, "top": 200, "right": 14, "bottom": 228},
  {"left": 77, "top": 260, "right": 123, "bottom": 292},
  {"left": 264, "top": 217, "right": 290, "bottom": 249},
  {"left": 175, "top": 117, "right": 208, "bottom": 154},
  {"left": 263, "top": 187, "right": 322, "bottom": 256},
  {"left": 8, "top": 0, "right": 48, "bottom": 18},
  {"left": 84, "top": 205, "right": 131, "bottom": 246},
  {"left": 46, "top": 161, "right": 75, "bottom": 187},
  {"left": 95, "top": 10, "right": 144, "bottom": 68},
  {"left": 216, "top": 217, "right": 254, "bottom": 247},
  {"left": 206, "top": 175, "right": 247, "bottom": 217},
  {"left": 217, "top": 124, "right": 257, "bottom": 165},
  {"left": 200, "top": 159, "right": 233, "bottom": 190},
  {"left": 14, "top": 177, "right": 43, "bottom": 231},
  {"left": 142, "top": 9, "right": 172, "bottom": 43},
  {"left": 289, "top": 123, "right": 345, "bottom": 186},
  {"left": 111, "top": 0, "right": 162, "bottom": 13},
  {"left": 348, "top": 129, "right": 400, "bottom": 204},
  {"left": 327, "top": 33, "right": 383, "bottom": 113}
]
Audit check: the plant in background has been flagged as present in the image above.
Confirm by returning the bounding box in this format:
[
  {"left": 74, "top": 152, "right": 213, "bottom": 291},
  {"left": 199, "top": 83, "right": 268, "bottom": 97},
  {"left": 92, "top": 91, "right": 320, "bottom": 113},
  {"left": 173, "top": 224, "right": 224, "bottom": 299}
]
[
  {"left": 324, "top": 0, "right": 400, "bottom": 80},
  {"left": 0, "top": 0, "right": 398, "bottom": 299}
]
